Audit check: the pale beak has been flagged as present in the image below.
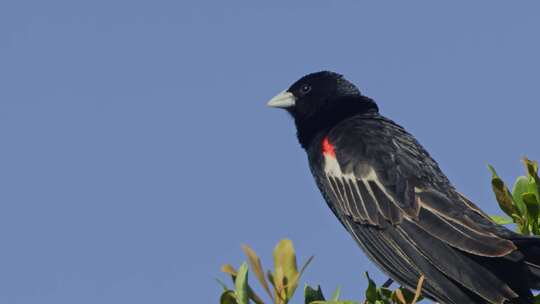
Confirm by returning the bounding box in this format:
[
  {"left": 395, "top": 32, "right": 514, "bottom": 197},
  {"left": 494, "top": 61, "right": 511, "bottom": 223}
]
[{"left": 267, "top": 91, "right": 296, "bottom": 108}]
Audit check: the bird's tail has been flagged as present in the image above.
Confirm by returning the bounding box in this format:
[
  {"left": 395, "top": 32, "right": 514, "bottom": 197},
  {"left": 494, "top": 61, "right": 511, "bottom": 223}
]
[
  {"left": 513, "top": 237, "right": 540, "bottom": 290},
  {"left": 464, "top": 236, "right": 540, "bottom": 304}
]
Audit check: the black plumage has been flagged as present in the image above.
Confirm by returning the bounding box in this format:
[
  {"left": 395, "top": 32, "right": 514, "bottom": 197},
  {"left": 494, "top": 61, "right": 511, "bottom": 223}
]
[{"left": 267, "top": 71, "right": 540, "bottom": 304}]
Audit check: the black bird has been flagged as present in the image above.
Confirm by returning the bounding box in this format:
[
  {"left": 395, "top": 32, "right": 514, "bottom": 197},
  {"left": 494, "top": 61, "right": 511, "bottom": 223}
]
[{"left": 267, "top": 71, "right": 540, "bottom": 304}]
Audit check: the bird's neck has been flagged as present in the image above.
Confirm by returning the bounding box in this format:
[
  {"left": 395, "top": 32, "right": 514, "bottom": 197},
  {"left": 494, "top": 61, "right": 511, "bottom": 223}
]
[{"left": 294, "top": 96, "right": 379, "bottom": 150}]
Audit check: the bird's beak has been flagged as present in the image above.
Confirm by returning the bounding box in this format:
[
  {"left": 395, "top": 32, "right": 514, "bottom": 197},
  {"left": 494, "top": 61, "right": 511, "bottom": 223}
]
[{"left": 267, "top": 91, "right": 296, "bottom": 108}]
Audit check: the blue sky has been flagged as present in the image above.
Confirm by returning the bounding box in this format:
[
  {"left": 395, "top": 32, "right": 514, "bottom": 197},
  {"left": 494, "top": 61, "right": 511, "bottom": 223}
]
[{"left": 1, "top": 1, "right": 540, "bottom": 303}]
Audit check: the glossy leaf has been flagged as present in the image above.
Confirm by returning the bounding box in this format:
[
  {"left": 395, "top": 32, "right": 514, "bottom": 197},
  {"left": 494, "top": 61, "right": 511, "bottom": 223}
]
[
  {"left": 304, "top": 285, "right": 325, "bottom": 304},
  {"left": 221, "top": 290, "right": 239, "bottom": 304},
  {"left": 235, "top": 263, "right": 249, "bottom": 304},
  {"left": 378, "top": 287, "right": 392, "bottom": 299},
  {"left": 273, "top": 239, "right": 299, "bottom": 301},
  {"left": 488, "top": 165, "right": 518, "bottom": 216},
  {"left": 364, "top": 272, "right": 377, "bottom": 303},
  {"left": 523, "top": 193, "right": 539, "bottom": 217},
  {"left": 524, "top": 158, "right": 540, "bottom": 206},
  {"left": 521, "top": 219, "right": 531, "bottom": 235},
  {"left": 274, "top": 265, "right": 285, "bottom": 303},
  {"left": 221, "top": 263, "right": 264, "bottom": 304},
  {"left": 524, "top": 158, "right": 539, "bottom": 174},
  {"left": 523, "top": 192, "right": 540, "bottom": 234},
  {"left": 511, "top": 213, "right": 526, "bottom": 231},
  {"left": 524, "top": 158, "right": 540, "bottom": 184},
  {"left": 512, "top": 176, "right": 529, "bottom": 217}
]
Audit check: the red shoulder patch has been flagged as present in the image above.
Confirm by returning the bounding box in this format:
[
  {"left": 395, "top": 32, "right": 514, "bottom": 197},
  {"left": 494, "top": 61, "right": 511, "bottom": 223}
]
[{"left": 322, "top": 136, "right": 336, "bottom": 158}]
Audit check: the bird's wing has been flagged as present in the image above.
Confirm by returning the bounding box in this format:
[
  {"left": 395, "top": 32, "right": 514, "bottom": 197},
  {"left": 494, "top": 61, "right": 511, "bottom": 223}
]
[
  {"left": 317, "top": 117, "right": 520, "bottom": 303},
  {"left": 324, "top": 117, "right": 516, "bottom": 256}
]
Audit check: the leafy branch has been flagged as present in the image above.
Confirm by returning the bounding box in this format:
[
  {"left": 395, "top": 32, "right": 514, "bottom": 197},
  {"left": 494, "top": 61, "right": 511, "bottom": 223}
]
[
  {"left": 218, "top": 240, "right": 423, "bottom": 304},
  {"left": 489, "top": 158, "right": 540, "bottom": 234}
]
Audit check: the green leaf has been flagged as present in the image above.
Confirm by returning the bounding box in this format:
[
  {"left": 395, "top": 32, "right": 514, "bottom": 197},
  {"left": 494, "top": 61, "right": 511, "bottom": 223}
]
[
  {"left": 378, "top": 287, "right": 392, "bottom": 299},
  {"left": 288, "top": 255, "right": 314, "bottom": 302},
  {"left": 273, "top": 239, "right": 299, "bottom": 301},
  {"left": 221, "top": 264, "right": 263, "bottom": 304},
  {"left": 490, "top": 215, "right": 514, "bottom": 225},
  {"left": 220, "top": 290, "right": 239, "bottom": 304},
  {"left": 524, "top": 158, "right": 540, "bottom": 207},
  {"left": 304, "top": 285, "right": 325, "bottom": 304},
  {"left": 521, "top": 219, "right": 531, "bottom": 235},
  {"left": 398, "top": 287, "right": 416, "bottom": 303},
  {"left": 235, "top": 263, "right": 249, "bottom": 304},
  {"left": 513, "top": 176, "right": 529, "bottom": 217},
  {"left": 523, "top": 192, "right": 540, "bottom": 234},
  {"left": 523, "top": 193, "right": 539, "bottom": 217},
  {"left": 512, "top": 213, "right": 525, "bottom": 228},
  {"left": 331, "top": 287, "right": 341, "bottom": 301},
  {"left": 524, "top": 158, "right": 539, "bottom": 173},
  {"left": 524, "top": 160, "right": 540, "bottom": 202},
  {"left": 488, "top": 165, "right": 518, "bottom": 216},
  {"left": 242, "top": 245, "right": 273, "bottom": 301},
  {"left": 524, "top": 158, "right": 540, "bottom": 184},
  {"left": 364, "top": 272, "right": 377, "bottom": 302}
]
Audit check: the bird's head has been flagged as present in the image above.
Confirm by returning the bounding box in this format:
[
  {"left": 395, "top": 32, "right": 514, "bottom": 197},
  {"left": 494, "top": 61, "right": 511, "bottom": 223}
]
[{"left": 267, "top": 71, "right": 378, "bottom": 148}]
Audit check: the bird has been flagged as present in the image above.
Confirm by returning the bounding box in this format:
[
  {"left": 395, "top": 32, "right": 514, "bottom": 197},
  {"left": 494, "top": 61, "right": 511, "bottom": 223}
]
[{"left": 266, "top": 71, "right": 540, "bottom": 304}]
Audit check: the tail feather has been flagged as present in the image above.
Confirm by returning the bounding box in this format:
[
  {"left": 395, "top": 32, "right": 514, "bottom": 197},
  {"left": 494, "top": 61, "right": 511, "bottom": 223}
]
[
  {"left": 525, "top": 262, "right": 540, "bottom": 290},
  {"left": 512, "top": 237, "right": 540, "bottom": 291}
]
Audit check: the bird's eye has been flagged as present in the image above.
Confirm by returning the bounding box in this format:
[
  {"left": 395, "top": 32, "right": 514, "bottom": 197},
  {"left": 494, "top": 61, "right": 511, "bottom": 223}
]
[{"left": 301, "top": 84, "right": 312, "bottom": 94}]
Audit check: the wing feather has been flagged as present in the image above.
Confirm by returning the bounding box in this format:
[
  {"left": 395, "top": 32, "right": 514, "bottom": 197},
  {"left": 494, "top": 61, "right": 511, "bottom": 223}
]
[
  {"left": 368, "top": 180, "right": 402, "bottom": 224},
  {"left": 342, "top": 178, "right": 367, "bottom": 222},
  {"left": 345, "top": 178, "right": 370, "bottom": 221},
  {"left": 398, "top": 221, "right": 518, "bottom": 303},
  {"left": 327, "top": 176, "right": 347, "bottom": 215},
  {"left": 344, "top": 218, "right": 473, "bottom": 304},
  {"left": 354, "top": 179, "right": 381, "bottom": 225},
  {"left": 416, "top": 194, "right": 516, "bottom": 256}
]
